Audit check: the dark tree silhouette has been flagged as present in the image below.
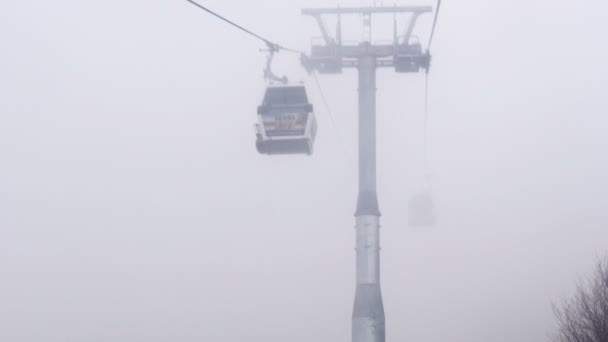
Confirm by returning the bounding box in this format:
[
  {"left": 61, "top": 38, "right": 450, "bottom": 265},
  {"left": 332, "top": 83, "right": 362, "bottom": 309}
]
[{"left": 554, "top": 257, "right": 608, "bottom": 342}]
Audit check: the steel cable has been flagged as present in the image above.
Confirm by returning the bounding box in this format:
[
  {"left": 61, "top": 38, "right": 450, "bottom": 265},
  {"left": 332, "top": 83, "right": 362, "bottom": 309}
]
[
  {"left": 423, "top": 0, "right": 442, "bottom": 174},
  {"left": 427, "top": 0, "right": 442, "bottom": 50},
  {"left": 186, "top": 0, "right": 303, "bottom": 54},
  {"left": 313, "top": 72, "right": 356, "bottom": 169}
]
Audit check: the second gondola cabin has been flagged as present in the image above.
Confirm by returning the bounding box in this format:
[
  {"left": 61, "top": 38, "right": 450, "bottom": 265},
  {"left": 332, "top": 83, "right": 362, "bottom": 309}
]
[
  {"left": 408, "top": 192, "right": 436, "bottom": 227},
  {"left": 255, "top": 85, "right": 317, "bottom": 155}
]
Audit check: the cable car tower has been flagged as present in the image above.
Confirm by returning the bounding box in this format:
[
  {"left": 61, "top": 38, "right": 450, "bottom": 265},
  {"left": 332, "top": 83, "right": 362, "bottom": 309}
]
[
  {"left": 184, "top": 1, "right": 441, "bottom": 341},
  {"left": 301, "top": 5, "right": 433, "bottom": 342}
]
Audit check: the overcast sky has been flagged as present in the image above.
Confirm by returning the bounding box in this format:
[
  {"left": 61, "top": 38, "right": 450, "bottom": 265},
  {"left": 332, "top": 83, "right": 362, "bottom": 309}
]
[{"left": 1, "top": 0, "right": 607, "bottom": 342}]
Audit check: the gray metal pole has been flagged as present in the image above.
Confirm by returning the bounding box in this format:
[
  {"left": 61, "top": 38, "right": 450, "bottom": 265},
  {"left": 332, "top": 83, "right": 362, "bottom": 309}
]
[{"left": 353, "top": 51, "right": 385, "bottom": 342}]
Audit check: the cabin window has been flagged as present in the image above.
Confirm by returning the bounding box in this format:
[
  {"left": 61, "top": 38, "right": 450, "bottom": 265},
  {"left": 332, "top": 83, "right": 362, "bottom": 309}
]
[{"left": 262, "top": 112, "right": 308, "bottom": 136}]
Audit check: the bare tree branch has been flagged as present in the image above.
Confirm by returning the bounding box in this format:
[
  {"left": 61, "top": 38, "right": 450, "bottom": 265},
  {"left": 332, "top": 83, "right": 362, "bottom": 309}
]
[{"left": 553, "top": 257, "right": 608, "bottom": 342}]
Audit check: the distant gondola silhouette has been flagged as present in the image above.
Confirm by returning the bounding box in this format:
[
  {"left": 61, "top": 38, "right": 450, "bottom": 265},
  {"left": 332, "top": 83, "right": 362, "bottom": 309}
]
[{"left": 408, "top": 191, "right": 435, "bottom": 227}]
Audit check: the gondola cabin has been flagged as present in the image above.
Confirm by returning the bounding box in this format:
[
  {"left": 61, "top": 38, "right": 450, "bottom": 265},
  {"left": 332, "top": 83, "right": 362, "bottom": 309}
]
[
  {"left": 408, "top": 192, "right": 436, "bottom": 227},
  {"left": 255, "top": 85, "right": 317, "bottom": 155}
]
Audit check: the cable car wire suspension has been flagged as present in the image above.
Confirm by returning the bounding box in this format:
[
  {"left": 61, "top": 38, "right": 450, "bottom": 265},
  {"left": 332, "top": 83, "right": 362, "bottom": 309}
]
[
  {"left": 427, "top": 0, "right": 442, "bottom": 50},
  {"left": 423, "top": 72, "right": 431, "bottom": 170},
  {"left": 422, "top": 0, "right": 442, "bottom": 172},
  {"left": 186, "top": 0, "right": 302, "bottom": 53},
  {"left": 313, "top": 72, "right": 355, "bottom": 167},
  {"left": 263, "top": 47, "right": 288, "bottom": 84}
]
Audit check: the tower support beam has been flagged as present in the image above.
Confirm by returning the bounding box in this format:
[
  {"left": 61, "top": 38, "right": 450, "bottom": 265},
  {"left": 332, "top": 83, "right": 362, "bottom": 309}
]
[
  {"left": 302, "top": 6, "right": 432, "bottom": 15},
  {"left": 301, "top": 7, "right": 434, "bottom": 342},
  {"left": 353, "top": 53, "right": 384, "bottom": 342}
]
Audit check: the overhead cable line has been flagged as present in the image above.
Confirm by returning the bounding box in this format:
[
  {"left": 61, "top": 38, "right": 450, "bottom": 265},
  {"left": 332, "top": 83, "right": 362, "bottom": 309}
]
[
  {"left": 313, "top": 72, "right": 356, "bottom": 169},
  {"left": 427, "top": 0, "right": 442, "bottom": 50},
  {"left": 422, "top": 0, "right": 442, "bottom": 172},
  {"left": 423, "top": 73, "right": 431, "bottom": 170},
  {"left": 186, "top": 0, "right": 302, "bottom": 53}
]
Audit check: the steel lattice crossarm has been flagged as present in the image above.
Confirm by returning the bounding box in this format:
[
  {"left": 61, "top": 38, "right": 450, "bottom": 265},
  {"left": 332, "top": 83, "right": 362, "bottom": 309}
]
[
  {"left": 301, "top": 6, "right": 433, "bottom": 73},
  {"left": 302, "top": 6, "right": 432, "bottom": 15}
]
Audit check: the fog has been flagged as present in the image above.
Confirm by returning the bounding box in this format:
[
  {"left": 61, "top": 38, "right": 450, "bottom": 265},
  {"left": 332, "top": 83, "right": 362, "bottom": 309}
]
[{"left": 1, "top": 0, "right": 607, "bottom": 341}]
